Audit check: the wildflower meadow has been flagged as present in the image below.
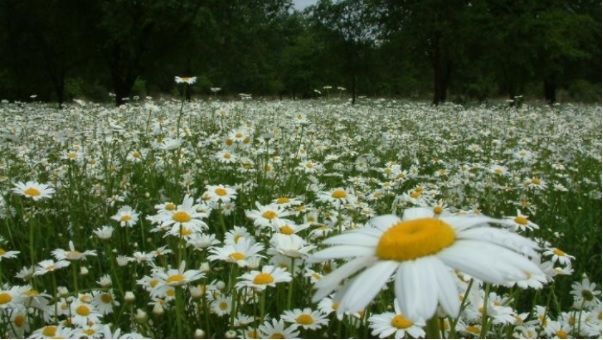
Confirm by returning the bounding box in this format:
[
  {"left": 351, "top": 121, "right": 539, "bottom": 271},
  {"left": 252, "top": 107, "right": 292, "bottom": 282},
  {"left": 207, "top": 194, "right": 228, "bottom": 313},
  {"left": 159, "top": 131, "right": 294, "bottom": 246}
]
[{"left": 0, "top": 96, "right": 600, "bottom": 339}]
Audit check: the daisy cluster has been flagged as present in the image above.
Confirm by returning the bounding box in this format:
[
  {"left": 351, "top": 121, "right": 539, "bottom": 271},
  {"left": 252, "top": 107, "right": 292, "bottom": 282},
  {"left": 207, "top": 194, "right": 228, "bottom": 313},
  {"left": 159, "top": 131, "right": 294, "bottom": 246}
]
[{"left": 0, "top": 98, "right": 600, "bottom": 339}]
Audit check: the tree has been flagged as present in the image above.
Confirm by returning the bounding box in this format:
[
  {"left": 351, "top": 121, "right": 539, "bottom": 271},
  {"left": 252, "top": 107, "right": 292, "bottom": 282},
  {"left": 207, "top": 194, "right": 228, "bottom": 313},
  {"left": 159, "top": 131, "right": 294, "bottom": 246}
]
[{"left": 310, "top": 0, "right": 380, "bottom": 104}]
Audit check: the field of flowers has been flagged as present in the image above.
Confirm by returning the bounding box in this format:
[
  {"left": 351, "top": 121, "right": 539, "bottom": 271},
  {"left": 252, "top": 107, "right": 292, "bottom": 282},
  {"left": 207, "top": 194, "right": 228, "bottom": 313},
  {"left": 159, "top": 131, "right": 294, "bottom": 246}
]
[{"left": 0, "top": 97, "right": 600, "bottom": 339}]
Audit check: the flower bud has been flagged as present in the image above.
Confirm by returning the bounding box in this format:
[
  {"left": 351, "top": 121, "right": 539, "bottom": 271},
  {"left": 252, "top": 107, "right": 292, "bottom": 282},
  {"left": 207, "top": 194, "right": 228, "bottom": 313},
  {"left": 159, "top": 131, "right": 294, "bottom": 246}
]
[
  {"left": 124, "top": 291, "right": 135, "bottom": 303},
  {"left": 194, "top": 329, "right": 205, "bottom": 339},
  {"left": 135, "top": 308, "right": 148, "bottom": 323}
]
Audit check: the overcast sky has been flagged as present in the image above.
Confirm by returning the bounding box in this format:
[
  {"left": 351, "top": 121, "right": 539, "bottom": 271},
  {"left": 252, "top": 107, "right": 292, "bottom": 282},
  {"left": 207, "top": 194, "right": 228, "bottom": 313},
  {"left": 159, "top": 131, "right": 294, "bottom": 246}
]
[{"left": 293, "top": 0, "right": 317, "bottom": 10}]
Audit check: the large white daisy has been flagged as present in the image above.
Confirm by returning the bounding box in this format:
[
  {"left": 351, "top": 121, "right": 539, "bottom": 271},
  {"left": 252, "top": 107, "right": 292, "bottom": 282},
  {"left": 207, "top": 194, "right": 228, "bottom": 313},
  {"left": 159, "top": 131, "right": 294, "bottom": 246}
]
[{"left": 310, "top": 207, "right": 545, "bottom": 320}]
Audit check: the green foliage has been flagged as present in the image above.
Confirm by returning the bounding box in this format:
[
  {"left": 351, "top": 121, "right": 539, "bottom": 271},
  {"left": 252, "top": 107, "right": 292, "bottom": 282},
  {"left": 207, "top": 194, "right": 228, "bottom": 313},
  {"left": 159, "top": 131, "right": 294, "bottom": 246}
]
[{"left": 0, "top": 0, "right": 599, "bottom": 105}]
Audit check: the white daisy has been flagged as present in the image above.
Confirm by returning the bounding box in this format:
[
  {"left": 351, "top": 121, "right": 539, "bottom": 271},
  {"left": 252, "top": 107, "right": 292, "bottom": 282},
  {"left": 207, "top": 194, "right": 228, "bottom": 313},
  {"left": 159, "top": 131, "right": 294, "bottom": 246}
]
[
  {"left": 245, "top": 202, "right": 291, "bottom": 229},
  {"left": 282, "top": 308, "right": 328, "bottom": 330},
  {"left": 52, "top": 241, "right": 97, "bottom": 261},
  {"left": 368, "top": 300, "right": 426, "bottom": 339},
  {"left": 258, "top": 318, "right": 300, "bottom": 339},
  {"left": 208, "top": 239, "right": 264, "bottom": 267},
  {"left": 310, "top": 207, "right": 544, "bottom": 320},
  {"left": 236, "top": 265, "right": 292, "bottom": 291},
  {"left": 12, "top": 181, "right": 54, "bottom": 201},
  {"left": 0, "top": 247, "right": 20, "bottom": 261},
  {"left": 111, "top": 205, "right": 139, "bottom": 227}
]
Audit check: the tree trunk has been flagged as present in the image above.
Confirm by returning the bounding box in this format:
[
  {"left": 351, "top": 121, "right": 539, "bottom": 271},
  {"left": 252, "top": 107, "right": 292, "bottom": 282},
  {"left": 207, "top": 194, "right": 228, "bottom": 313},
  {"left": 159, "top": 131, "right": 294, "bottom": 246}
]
[
  {"left": 431, "top": 39, "right": 447, "bottom": 105},
  {"left": 113, "top": 76, "right": 134, "bottom": 106},
  {"left": 55, "top": 80, "right": 65, "bottom": 109},
  {"left": 544, "top": 78, "right": 557, "bottom": 104},
  {"left": 351, "top": 74, "right": 357, "bottom": 105}
]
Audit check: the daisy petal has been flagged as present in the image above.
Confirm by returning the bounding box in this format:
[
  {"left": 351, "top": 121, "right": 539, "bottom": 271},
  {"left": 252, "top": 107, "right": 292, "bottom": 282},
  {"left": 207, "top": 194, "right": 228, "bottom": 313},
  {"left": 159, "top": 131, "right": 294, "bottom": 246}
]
[{"left": 339, "top": 260, "right": 398, "bottom": 312}]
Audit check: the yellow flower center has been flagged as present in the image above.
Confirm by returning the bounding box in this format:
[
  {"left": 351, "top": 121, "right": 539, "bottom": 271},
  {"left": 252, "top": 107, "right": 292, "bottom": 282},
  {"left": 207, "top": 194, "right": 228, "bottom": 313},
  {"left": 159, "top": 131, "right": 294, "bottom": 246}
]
[
  {"left": 13, "top": 315, "right": 25, "bottom": 327},
  {"left": 83, "top": 329, "right": 96, "bottom": 336},
  {"left": 229, "top": 252, "right": 246, "bottom": 261},
  {"left": 66, "top": 250, "right": 83, "bottom": 260},
  {"left": 276, "top": 197, "right": 290, "bottom": 204},
  {"left": 235, "top": 132, "right": 243, "bottom": 138},
  {"left": 253, "top": 273, "right": 274, "bottom": 285},
  {"left": 80, "top": 295, "right": 93, "bottom": 303},
  {"left": 132, "top": 151, "right": 141, "bottom": 158},
  {"left": 223, "top": 152, "right": 231, "bottom": 159},
  {"left": 179, "top": 227, "right": 193, "bottom": 237},
  {"left": 166, "top": 274, "right": 186, "bottom": 284},
  {"left": 100, "top": 293, "right": 113, "bottom": 304},
  {"left": 279, "top": 225, "right": 295, "bottom": 235},
  {"left": 0, "top": 293, "right": 12, "bottom": 304},
  {"left": 376, "top": 218, "right": 456, "bottom": 261},
  {"left": 172, "top": 211, "right": 192, "bottom": 223},
  {"left": 219, "top": 302, "right": 229, "bottom": 310},
  {"left": 76, "top": 305, "right": 91, "bottom": 316},
  {"left": 553, "top": 248, "right": 566, "bottom": 256},
  {"left": 24, "top": 187, "right": 41, "bottom": 197},
  {"left": 270, "top": 333, "right": 285, "bottom": 339},
  {"left": 409, "top": 189, "right": 422, "bottom": 199},
  {"left": 43, "top": 326, "right": 57, "bottom": 337},
  {"left": 556, "top": 330, "right": 568, "bottom": 339},
  {"left": 225, "top": 139, "right": 234, "bottom": 146},
  {"left": 296, "top": 313, "right": 314, "bottom": 325},
  {"left": 331, "top": 189, "right": 347, "bottom": 199},
  {"left": 262, "top": 210, "right": 277, "bottom": 220},
  {"left": 433, "top": 206, "right": 443, "bottom": 215},
  {"left": 166, "top": 288, "right": 176, "bottom": 297},
  {"left": 0, "top": 248, "right": 5, "bottom": 256},
  {"left": 165, "top": 202, "right": 176, "bottom": 211},
  {"left": 25, "top": 289, "right": 39, "bottom": 297},
  {"left": 120, "top": 215, "right": 132, "bottom": 222},
  {"left": 150, "top": 279, "right": 160, "bottom": 288},
  {"left": 466, "top": 325, "right": 480, "bottom": 334},
  {"left": 215, "top": 188, "right": 227, "bottom": 196},
  {"left": 514, "top": 216, "right": 528, "bottom": 225},
  {"left": 495, "top": 168, "right": 504, "bottom": 174},
  {"left": 391, "top": 314, "right": 413, "bottom": 329},
  {"left": 531, "top": 177, "right": 541, "bottom": 185}
]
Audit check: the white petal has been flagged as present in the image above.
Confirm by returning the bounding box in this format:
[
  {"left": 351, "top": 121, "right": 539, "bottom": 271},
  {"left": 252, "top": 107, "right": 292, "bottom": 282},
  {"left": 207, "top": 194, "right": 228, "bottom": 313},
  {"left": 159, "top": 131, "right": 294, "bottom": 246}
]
[
  {"left": 394, "top": 257, "right": 439, "bottom": 320},
  {"left": 438, "top": 240, "right": 543, "bottom": 284},
  {"left": 437, "top": 242, "right": 508, "bottom": 283},
  {"left": 369, "top": 215, "right": 401, "bottom": 231},
  {"left": 402, "top": 208, "right": 433, "bottom": 220},
  {"left": 431, "top": 258, "right": 460, "bottom": 317},
  {"left": 339, "top": 260, "right": 398, "bottom": 312},
  {"left": 458, "top": 226, "right": 539, "bottom": 256},
  {"left": 314, "top": 256, "right": 376, "bottom": 290},
  {"left": 309, "top": 245, "right": 374, "bottom": 262},
  {"left": 440, "top": 216, "right": 499, "bottom": 232},
  {"left": 323, "top": 232, "right": 379, "bottom": 247}
]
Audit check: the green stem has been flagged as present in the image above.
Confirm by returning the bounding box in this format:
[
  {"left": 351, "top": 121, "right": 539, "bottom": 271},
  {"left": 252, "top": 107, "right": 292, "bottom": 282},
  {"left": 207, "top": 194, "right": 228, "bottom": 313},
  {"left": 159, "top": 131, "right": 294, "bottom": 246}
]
[
  {"left": 259, "top": 290, "right": 266, "bottom": 326},
  {"left": 71, "top": 261, "right": 79, "bottom": 293},
  {"left": 51, "top": 272, "right": 58, "bottom": 323},
  {"left": 479, "top": 284, "right": 491, "bottom": 339},
  {"left": 426, "top": 316, "right": 440, "bottom": 339},
  {"left": 175, "top": 287, "right": 184, "bottom": 338},
  {"left": 29, "top": 224, "right": 35, "bottom": 267},
  {"left": 450, "top": 278, "right": 474, "bottom": 338},
  {"left": 286, "top": 258, "right": 295, "bottom": 309}
]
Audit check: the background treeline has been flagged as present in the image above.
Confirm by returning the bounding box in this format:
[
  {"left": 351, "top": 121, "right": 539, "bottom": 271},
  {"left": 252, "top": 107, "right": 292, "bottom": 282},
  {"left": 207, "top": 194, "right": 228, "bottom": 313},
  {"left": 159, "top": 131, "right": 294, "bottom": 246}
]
[{"left": 0, "top": 0, "right": 600, "bottom": 106}]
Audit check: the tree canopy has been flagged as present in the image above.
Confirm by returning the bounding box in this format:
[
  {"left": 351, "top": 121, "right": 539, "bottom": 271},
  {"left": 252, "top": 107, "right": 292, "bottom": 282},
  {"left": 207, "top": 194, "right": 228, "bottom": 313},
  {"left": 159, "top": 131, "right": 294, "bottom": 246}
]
[{"left": 0, "top": 0, "right": 600, "bottom": 106}]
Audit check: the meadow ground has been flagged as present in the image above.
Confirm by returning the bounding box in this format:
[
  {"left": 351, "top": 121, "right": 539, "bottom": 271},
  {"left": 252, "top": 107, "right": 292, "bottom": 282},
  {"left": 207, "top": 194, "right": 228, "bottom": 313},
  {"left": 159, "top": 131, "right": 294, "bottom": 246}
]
[{"left": 0, "top": 98, "right": 600, "bottom": 338}]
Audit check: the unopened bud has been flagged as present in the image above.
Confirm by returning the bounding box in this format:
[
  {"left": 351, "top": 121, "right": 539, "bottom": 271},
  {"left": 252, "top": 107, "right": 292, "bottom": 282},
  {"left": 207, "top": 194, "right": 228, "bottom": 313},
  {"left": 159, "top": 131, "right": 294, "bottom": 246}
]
[
  {"left": 124, "top": 291, "right": 135, "bottom": 303},
  {"left": 135, "top": 308, "right": 148, "bottom": 323},
  {"left": 194, "top": 329, "right": 205, "bottom": 339}
]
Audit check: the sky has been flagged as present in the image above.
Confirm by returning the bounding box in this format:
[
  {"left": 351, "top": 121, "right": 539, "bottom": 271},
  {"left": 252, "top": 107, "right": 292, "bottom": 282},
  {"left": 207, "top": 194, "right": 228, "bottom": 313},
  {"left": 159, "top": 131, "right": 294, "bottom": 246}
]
[{"left": 293, "top": 0, "right": 317, "bottom": 10}]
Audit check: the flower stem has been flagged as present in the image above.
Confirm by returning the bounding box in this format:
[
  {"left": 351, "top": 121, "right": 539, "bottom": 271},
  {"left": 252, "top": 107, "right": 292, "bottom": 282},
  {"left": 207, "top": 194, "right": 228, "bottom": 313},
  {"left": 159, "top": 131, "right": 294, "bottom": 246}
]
[
  {"left": 479, "top": 283, "right": 491, "bottom": 339},
  {"left": 426, "top": 316, "right": 440, "bottom": 339}
]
